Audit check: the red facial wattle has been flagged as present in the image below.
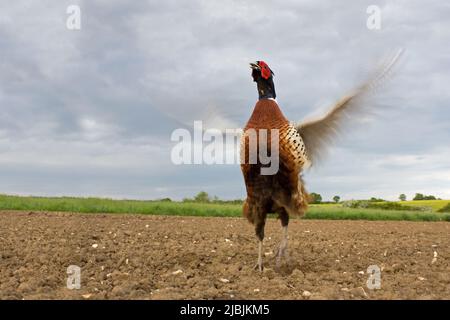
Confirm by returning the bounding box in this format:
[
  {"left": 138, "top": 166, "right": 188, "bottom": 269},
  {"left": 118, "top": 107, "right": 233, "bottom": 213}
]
[{"left": 258, "top": 61, "right": 272, "bottom": 80}]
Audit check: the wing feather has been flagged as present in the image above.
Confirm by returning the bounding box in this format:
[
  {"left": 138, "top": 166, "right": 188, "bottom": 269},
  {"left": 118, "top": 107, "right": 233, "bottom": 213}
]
[{"left": 297, "top": 49, "right": 404, "bottom": 165}]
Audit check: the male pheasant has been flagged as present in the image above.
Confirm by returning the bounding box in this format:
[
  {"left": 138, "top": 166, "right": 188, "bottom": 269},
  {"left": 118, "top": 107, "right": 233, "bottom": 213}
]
[{"left": 241, "top": 54, "right": 402, "bottom": 271}]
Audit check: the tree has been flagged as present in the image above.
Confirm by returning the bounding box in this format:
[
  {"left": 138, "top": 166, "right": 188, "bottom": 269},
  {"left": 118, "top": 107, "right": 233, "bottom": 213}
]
[
  {"left": 194, "top": 191, "right": 210, "bottom": 203},
  {"left": 412, "top": 193, "right": 436, "bottom": 201},
  {"left": 399, "top": 194, "right": 407, "bottom": 201},
  {"left": 413, "top": 193, "right": 424, "bottom": 201},
  {"left": 369, "top": 197, "right": 385, "bottom": 202},
  {"left": 333, "top": 195, "right": 340, "bottom": 203},
  {"left": 309, "top": 193, "right": 322, "bottom": 204}
]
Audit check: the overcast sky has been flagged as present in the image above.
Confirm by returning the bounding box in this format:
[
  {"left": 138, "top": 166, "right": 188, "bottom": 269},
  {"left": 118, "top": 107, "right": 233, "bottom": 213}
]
[{"left": 1, "top": 0, "right": 449, "bottom": 201}]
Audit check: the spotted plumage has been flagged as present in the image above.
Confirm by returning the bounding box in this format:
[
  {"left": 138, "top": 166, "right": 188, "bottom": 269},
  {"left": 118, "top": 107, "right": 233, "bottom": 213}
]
[
  {"left": 241, "top": 98, "right": 309, "bottom": 216},
  {"left": 240, "top": 98, "right": 309, "bottom": 271}
]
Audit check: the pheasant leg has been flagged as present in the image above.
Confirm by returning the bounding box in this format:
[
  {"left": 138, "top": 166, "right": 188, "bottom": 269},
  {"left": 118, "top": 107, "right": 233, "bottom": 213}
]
[
  {"left": 275, "top": 226, "right": 289, "bottom": 267},
  {"left": 253, "top": 240, "right": 263, "bottom": 272}
]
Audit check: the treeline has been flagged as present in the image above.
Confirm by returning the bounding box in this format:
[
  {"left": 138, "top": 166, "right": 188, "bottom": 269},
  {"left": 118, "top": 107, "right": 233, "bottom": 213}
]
[
  {"left": 308, "top": 193, "right": 385, "bottom": 204},
  {"left": 177, "top": 191, "right": 243, "bottom": 204},
  {"left": 411, "top": 193, "right": 441, "bottom": 201},
  {"left": 310, "top": 193, "right": 441, "bottom": 204},
  {"left": 159, "top": 191, "right": 442, "bottom": 205}
]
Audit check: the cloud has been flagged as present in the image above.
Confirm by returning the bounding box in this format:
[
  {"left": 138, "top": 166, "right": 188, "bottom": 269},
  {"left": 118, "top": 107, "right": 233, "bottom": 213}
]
[{"left": 0, "top": 1, "right": 449, "bottom": 200}]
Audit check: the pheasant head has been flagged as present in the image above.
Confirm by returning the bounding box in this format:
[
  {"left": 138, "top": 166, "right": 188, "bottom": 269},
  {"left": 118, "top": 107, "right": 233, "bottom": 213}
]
[{"left": 250, "top": 61, "right": 276, "bottom": 100}]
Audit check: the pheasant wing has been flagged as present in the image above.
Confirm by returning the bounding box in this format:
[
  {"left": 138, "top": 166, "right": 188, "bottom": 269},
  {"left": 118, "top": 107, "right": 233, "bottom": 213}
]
[{"left": 297, "top": 49, "right": 404, "bottom": 165}]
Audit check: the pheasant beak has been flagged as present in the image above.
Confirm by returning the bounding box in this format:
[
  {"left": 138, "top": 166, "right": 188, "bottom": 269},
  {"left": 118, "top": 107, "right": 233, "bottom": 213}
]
[{"left": 249, "top": 62, "right": 260, "bottom": 70}]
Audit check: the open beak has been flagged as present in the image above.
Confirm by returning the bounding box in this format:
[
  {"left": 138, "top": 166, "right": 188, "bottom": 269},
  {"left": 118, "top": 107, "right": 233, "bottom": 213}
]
[{"left": 249, "top": 62, "right": 260, "bottom": 70}]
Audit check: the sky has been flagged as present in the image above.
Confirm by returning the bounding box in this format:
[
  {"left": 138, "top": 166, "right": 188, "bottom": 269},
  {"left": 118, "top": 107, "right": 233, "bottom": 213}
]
[{"left": 0, "top": 0, "right": 449, "bottom": 201}]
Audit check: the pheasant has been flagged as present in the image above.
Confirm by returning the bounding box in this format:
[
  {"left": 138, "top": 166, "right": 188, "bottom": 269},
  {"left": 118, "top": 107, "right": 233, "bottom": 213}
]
[{"left": 241, "top": 54, "right": 402, "bottom": 271}]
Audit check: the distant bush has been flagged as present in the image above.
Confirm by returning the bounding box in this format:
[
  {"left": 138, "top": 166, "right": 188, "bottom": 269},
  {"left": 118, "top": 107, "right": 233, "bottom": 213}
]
[
  {"left": 413, "top": 193, "right": 424, "bottom": 200},
  {"left": 369, "top": 197, "right": 386, "bottom": 202},
  {"left": 342, "top": 200, "right": 427, "bottom": 212},
  {"left": 342, "top": 200, "right": 370, "bottom": 209},
  {"left": 413, "top": 193, "right": 437, "bottom": 201},
  {"left": 194, "top": 191, "right": 210, "bottom": 203},
  {"left": 438, "top": 203, "right": 450, "bottom": 213},
  {"left": 372, "top": 202, "right": 429, "bottom": 211},
  {"left": 211, "top": 199, "right": 244, "bottom": 205},
  {"left": 183, "top": 192, "right": 243, "bottom": 205},
  {"left": 309, "top": 192, "right": 322, "bottom": 204}
]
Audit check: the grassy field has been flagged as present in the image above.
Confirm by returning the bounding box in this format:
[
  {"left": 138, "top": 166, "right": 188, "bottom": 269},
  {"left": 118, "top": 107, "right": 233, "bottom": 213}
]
[
  {"left": 400, "top": 200, "right": 449, "bottom": 211},
  {"left": 0, "top": 194, "right": 449, "bottom": 221}
]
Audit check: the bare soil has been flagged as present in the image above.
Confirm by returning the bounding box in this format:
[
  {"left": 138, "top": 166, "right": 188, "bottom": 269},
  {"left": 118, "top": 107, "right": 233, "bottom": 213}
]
[{"left": 0, "top": 210, "right": 448, "bottom": 300}]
